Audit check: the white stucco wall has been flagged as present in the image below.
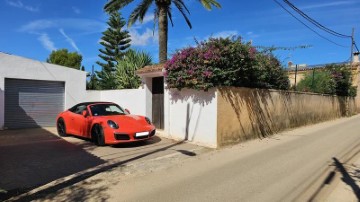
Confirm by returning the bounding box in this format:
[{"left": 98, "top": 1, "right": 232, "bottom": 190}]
[
  {"left": 144, "top": 77, "right": 153, "bottom": 119},
  {"left": 85, "top": 89, "right": 147, "bottom": 116},
  {"left": 0, "top": 53, "right": 86, "bottom": 129},
  {"left": 164, "top": 88, "right": 218, "bottom": 148},
  {"left": 84, "top": 90, "right": 101, "bottom": 102}
]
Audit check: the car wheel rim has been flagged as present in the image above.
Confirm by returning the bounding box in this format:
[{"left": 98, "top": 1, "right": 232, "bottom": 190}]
[
  {"left": 97, "top": 128, "right": 102, "bottom": 140},
  {"left": 94, "top": 126, "right": 100, "bottom": 143},
  {"left": 58, "top": 122, "right": 64, "bottom": 135},
  {"left": 94, "top": 126, "right": 104, "bottom": 145}
]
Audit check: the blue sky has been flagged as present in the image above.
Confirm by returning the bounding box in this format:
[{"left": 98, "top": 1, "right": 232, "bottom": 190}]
[{"left": 1, "top": 0, "right": 359, "bottom": 72}]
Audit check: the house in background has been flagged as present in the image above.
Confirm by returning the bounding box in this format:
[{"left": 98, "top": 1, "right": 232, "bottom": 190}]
[{"left": 287, "top": 52, "right": 360, "bottom": 87}]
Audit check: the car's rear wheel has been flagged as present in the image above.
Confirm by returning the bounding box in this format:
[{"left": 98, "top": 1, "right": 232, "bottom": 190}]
[
  {"left": 92, "top": 125, "right": 105, "bottom": 146},
  {"left": 57, "top": 118, "right": 67, "bottom": 137}
]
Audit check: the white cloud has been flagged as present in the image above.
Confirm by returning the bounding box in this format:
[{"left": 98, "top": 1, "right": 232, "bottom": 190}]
[
  {"left": 141, "top": 14, "right": 155, "bottom": 24},
  {"left": 207, "top": 30, "right": 238, "bottom": 39},
  {"left": 20, "top": 19, "right": 106, "bottom": 33},
  {"left": 20, "top": 20, "right": 56, "bottom": 33},
  {"left": 72, "top": 7, "right": 81, "bottom": 14},
  {"left": 24, "top": 6, "right": 38, "bottom": 12},
  {"left": 59, "top": 28, "right": 80, "bottom": 52},
  {"left": 6, "top": 0, "right": 22, "bottom": 7},
  {"left": 246, "top": 31, "right": 260, "bottom": 39},
  {"left": 129, "top": 28, "right": 158, "bottom": 46},
  {"left": 132, "top": 14, "right": 156, "bottom": 29},
  {"left": 6, "top": 0, "right": 39, "bottom": 12},
  {"left": 38, "top": 33, "right": 56, "bottom": 52},
  {"left": 300, "top": 1, "right": 357, "bottom": 10},
  {"left": 20, "top": 19, "right": 106, "bottom": 54}
]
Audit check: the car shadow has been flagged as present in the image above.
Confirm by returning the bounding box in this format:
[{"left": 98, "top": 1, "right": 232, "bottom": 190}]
[
  {"left": 65, "top": 134, "right": 162, "bottom": 149},
  {"left": 111, "top": 136, "right": 162, "bottom": 148}
]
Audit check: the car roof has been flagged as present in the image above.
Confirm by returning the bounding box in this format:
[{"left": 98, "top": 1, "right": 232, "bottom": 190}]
[
  {"left": 70, "top": 102, "right": 116, "bottom": 110},
  {"left": 77, "top": 102, "right": 115, "bottom": 106}
]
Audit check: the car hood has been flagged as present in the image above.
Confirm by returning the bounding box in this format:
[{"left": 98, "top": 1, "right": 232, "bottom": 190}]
[{"left": 104, "top": 115, "right": 151, "bottom": 130}]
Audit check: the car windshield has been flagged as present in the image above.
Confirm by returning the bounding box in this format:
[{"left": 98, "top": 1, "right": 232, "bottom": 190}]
[{"left": 90, "top": 104, "right": 127, "bottom": 116}]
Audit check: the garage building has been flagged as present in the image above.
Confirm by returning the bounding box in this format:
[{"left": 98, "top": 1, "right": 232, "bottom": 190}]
[{"left": 0, "top": 52, "right": 87, "bottom": 129}]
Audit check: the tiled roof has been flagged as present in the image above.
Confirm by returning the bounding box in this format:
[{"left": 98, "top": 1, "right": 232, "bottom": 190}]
[{"left": 136, "top": 64, "right": 164, "bottom": 74}]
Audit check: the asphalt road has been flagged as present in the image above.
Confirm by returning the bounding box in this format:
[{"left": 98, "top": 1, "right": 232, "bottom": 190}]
[
  {"left": 110, "top": 115, "right": 360, "bottom": 201},
  {"left": 27, "top": 115, "right": 360, "bottom": 202}
]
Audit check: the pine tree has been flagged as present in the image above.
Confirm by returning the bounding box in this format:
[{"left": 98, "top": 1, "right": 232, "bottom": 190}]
[{"left": 96, "top": 11, "right": 131, "bottom": 89}]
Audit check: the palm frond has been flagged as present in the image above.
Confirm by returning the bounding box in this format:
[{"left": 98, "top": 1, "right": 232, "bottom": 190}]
[
  {"left": 198, "top": 0, "right": 221, "bottom": 10},
  {"left": 172, "top": 0, "right": 190, "bottom": 14},
  {"left": 167, "top": 7, "right": 174, "bottom": 27},
  {"left": 173, "top": 0, "right": 192, "bottom": 28},
  {"left": 104, "top": 0, "right": 135, "bottom": 13},
  {"left": 128, "top": 0, "right": 154, "bottom": 27},
  {"left": 152, "top": 8, "right": 159, "bottom": 35}
]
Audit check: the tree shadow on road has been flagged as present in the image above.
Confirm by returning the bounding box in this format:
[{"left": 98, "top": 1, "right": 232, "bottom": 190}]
[
  {"left": 352, "top": 168, "right": 360, "bottom": 182},
  {"left": 332, "top": 157, "right": 360, "bottom": 200},
  {"left": 33, "top": 178, "right": 113, "bottom": 202}
]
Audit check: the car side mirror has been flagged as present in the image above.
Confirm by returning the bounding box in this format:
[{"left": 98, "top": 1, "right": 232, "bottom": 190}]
[
  {"left": 82, "top": 110, "right": 88, "bottom": 117},
  {"left": 125, "top": 109, "right": 130, "bottom": 114}
]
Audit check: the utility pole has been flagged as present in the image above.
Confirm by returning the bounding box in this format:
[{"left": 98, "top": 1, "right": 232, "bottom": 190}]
[
  {"left": 312, "top": 68, "right": 315, "bottom": 90},
  {"left": 347, "top": 28, "right": 355, "bottom": 117},
  {"left": 351, "top": 28, "right": 355, "bottom": 64},
  {"left": 294, "top": 64, "right": 298, "bottom": 90}
]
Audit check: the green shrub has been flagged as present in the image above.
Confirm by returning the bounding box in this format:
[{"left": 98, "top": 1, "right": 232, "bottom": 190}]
[
  {"left": 297, "top": 64, "right": 357, "bottom": 97},
  {"left": 255, "top": 53, "right": 290, "bottom": 90},
  {"left": 164, "top": 37, "right": 289, "bottom": 91},
  {"left": 297, "top": 70, "right": 336, "bottom": 94}
]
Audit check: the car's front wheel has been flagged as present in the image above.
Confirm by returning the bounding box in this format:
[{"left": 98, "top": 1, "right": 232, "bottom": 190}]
[
  {"left": 92, "top": 124, "right": 105, "bottom": 146},
  {"left": 57, "top": 118, "right": 67, "bottom": 137}
]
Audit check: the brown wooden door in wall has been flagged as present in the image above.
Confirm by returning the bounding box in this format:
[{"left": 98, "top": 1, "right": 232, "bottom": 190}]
[{"left": 152, "top": 77, "right": 164, "bottom": 129}]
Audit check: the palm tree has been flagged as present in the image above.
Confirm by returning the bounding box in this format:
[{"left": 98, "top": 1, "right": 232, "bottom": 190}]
[{"left": 104, "top": 0, "right": 221, "bottom": 63}]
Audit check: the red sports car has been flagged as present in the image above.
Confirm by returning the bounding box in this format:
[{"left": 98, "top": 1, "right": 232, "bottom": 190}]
[{"left": 56, "top": 102, "right": 156, "bottom": 146}]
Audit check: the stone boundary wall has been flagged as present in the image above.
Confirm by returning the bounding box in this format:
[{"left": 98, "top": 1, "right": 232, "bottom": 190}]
[{"left": 217, "top": 87, "right": 358, "bottom": 147}]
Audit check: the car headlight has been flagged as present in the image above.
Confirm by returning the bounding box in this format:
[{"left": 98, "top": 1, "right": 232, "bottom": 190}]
[
  {"left": 145, "top": 117, "right": 152, "bottom": 125},
  {"left": 107, "top": 120, "right": 119, "bottom": 129}
]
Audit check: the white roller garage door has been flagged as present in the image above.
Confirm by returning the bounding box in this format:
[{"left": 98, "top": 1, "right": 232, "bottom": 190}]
[{"left": 4, "top": 78, "right": 65, "bottom": 129}]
